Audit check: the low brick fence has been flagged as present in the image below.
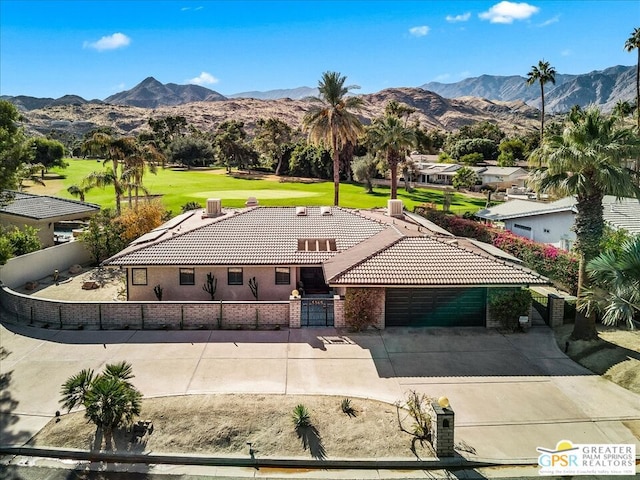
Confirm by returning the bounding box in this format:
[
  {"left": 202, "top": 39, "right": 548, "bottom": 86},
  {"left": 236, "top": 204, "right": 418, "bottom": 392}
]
[{"left": 0, "top": 286, "right": 290, "bottom": 330}]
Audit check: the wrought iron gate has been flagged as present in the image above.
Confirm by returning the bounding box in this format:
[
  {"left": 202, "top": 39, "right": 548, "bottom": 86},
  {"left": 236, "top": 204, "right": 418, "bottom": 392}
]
[{"left": 301, "top": 298, "right": 334, "bottom": 327}]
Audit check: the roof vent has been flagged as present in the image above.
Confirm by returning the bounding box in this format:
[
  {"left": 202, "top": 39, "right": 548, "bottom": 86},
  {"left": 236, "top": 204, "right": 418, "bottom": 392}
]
[
  {"left": 205, "top": 198, "right": 222, "bottom": 217},
  {"left": 320, "top": 206, "right": 332, "bottom": 216},
  {"left": 245, "top": 196, "right": 259, "bottom": 207},
  {"left": 296, "top": 206, "right": 307, "bottom": 216},
  {"left": 388, "top": 199, "right": 404, "bottom": 218}
]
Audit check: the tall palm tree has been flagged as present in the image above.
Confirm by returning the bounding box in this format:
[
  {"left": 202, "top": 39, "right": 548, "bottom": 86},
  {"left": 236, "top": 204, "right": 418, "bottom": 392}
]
[
  {"left": 529, "top": 106, "right": 640, "bottom": 340},
  {"left": 624, "top": 27, "right": 640, "bottom": 131},
  {"left": 526, "top": 60, "right": 556, "bottom": 151},
  {"left": 367, "top": 116, "right": 416, "bottom": 199},
  {"left": 303, "top": 71, "right": 363, "bottom": 206},
  {"left": 582, "top": 236, "right": 640, "bottom": 330}
]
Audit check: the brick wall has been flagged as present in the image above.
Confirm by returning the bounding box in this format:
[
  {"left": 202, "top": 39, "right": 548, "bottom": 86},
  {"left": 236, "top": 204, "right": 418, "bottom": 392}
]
[{"left": 0, "top": 286, "right": 289, "bottom": 330}]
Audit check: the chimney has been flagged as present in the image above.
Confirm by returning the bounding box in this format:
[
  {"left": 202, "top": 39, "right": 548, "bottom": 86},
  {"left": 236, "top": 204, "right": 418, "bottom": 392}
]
[
  {"left": 245, "top": 196, "right": 259, "bottom": 207},
  {"left": 296, "top": 206, "right": 307, "bottom": 216},
  {"left": 320, "top": 206, "right": 332, "bottom": 216},
  {"left": 205, "top": 198, "right": 222, "bottom": 217},
  {"left": 388, "top": 199, "right": 404, "bottom": 218}
]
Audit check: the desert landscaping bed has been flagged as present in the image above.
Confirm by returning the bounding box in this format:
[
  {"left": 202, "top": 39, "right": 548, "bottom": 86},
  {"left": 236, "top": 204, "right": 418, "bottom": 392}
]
[
  {"left": 555, "top": 324, "right": 640, "bottom": 394},
  {"left": 30, "top": 394, "right": 436, "bottom": 459}
]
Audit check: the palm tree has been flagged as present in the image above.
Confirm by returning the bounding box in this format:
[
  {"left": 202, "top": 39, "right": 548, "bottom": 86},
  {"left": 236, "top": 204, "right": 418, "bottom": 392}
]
[
  {"left": 526, "top": 60, "right": 556, "bottom": 151},
  {"left": 582, "top": 236, "right": 640, "bottom": 330},
  {"left": 303, "top": 71, "right": 364, "bottom": 206},
  {"left": 60, "top": 362, "right": 142, "bottom": 450},
  {"left": 529, "top": 106, "right": 640, "bottom": 339},
  {"left": 367, "top": 116, "right": 416, "bottom": 199},
  {"left": 67, "top": 183, "right": 93, "bottom": 202},
  {"left": 624, "top": 27, "right": 640, "bottom": 131}
]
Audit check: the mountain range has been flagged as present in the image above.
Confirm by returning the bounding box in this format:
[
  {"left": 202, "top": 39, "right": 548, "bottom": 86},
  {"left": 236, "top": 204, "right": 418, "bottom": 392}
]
[{"left": 2, "top": 65, "right": 634, "bottom": 113}]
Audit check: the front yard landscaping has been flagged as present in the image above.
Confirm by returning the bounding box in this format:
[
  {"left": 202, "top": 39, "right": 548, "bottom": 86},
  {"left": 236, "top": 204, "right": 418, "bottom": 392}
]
[{"left": 30, "top": 394, "right": 436, "bottom": 459}]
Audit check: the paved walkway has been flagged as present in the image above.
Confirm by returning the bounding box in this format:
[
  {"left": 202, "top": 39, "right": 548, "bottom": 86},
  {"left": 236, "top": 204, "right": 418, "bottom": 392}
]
[{"left": 1, "top": 318, "right": 639, "bottom": 468}]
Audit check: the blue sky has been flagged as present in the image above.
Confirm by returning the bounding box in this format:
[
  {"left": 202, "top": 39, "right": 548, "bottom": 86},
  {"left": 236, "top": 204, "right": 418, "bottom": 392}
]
[{"left": 1, "top": 1, "right": 638, "bottom": 99}]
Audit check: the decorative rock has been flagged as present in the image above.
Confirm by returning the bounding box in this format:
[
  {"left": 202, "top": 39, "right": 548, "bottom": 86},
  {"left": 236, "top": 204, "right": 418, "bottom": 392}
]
[
  {"left": 68, "top": 264, "right": 83, "bottom": 274},
  {"left": 82, "top": 281, "right": 99, "bottom": 290}
]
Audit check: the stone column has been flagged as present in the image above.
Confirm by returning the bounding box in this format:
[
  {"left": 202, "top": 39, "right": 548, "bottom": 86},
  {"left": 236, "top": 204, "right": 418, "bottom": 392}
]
[
  {"left": 548, "top": 294, "right": 565, "bottom": 328},
  {"left": 430, "top": 401, "right": 455, "bottom": 457},
  {"left": 333, "top": 294, "right": 345, "bottom": 328},
  {"left": 289, "top": 295, "right": 301, "bottom": 328}
]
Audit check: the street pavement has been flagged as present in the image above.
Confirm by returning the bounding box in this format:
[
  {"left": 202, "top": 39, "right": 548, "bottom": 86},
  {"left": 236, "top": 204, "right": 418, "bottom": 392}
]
[{"left": 1, "top": 317, "right": 639, "bottom": 474}]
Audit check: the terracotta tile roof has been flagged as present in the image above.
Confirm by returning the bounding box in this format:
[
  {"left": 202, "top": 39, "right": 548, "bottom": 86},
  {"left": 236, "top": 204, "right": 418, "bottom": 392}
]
[
  {"left": 0, "top": 191, "right": 100, "bottom": 220},
  {"left": 327, "top": 236, "right": 547, "bottom": 286},
  {"left": 105, "top": 206, "right": 387, "bottom": 266}
]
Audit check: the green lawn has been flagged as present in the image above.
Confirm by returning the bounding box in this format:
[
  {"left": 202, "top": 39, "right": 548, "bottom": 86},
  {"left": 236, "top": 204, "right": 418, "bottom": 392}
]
[{"left": 46, "top": 158, "right": 487, "bottom": 215}]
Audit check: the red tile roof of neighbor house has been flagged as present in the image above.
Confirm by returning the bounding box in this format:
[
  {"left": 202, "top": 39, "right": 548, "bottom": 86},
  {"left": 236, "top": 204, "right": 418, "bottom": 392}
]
[{"left": 104, "top": 205, "right": 548, "bottom": 287}]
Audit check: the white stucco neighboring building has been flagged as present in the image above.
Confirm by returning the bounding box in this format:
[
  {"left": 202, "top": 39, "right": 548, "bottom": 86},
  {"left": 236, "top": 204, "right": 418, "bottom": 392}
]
[{"left": 475, "top": 196, "right": 640, "bottom": 251}]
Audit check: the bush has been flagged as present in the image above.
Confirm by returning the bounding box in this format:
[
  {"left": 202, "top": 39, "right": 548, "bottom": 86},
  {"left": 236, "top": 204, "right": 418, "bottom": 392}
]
[
  {"left": 413, "top": 207, "right": 493, "bottom": 243},
  {"left": 344, "top": 288, "right": 382, "bottom": 331},
  {"left": 488, "top": 288, "right": 532, "bottom": 330}
]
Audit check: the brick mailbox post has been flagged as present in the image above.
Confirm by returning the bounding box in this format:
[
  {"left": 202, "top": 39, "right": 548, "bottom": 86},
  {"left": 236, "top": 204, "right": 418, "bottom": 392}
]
[{"left": 431, "top": 399, "right": 455, "bottom": 457}]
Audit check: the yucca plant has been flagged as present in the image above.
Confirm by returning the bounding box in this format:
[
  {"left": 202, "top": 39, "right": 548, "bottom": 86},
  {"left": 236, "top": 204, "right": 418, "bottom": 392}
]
[
  {"left": 292, "top": 404, "right": 311, "bottom": 428},
  {"left": 340, "top": 398, "right": 356, "bottom": 417}
]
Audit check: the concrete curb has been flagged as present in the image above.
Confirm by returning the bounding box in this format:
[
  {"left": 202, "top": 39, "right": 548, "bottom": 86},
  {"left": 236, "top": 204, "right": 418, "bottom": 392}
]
[{"left": 0, "top": 446, "right": 519, "bottom": 470}]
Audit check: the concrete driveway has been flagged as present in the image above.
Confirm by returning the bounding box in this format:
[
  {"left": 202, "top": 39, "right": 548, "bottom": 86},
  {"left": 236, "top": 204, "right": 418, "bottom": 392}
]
[{"left": 1, "top": 319, "right": 639, "bottom": 463}]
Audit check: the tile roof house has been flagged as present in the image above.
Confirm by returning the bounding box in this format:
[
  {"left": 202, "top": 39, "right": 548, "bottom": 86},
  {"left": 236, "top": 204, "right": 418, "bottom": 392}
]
[
  {"left": 475, "top": 196, "right": 640, "bottom": 251},
  {"left": 105, "top": 200, "right": 547, "bottom": 328},
  {"left": 0, "top": 191, "right": 100, "bottom": 248},
  {"left": 413, "top": 162, "right": 528, "bottom": 188}
]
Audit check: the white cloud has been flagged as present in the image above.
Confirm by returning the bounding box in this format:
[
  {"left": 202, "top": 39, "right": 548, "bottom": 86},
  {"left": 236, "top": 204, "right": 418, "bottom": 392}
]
[
  {"left": 434, "top": 73, "right": 451, "bottom": 82},
  {"left": 187, "top": 72, "right": 219, "bottom": 86},
  {"left": 479, "top": 1, "right": 539, "bottom": 24},
  {"left": 446, "top": 12, "right": 471, "bottom": 23},
  {"left": 409, "top": 25, "right": 430, "bottom": 37},
  {"left": 537, "top": 15, "right": 560, "bottom": 27},
  {"left": 83, "top": 32, "right": 131, "bottom": 51},
  {"left": 561, "top": 49, "right": 572, "bottom": 57}
]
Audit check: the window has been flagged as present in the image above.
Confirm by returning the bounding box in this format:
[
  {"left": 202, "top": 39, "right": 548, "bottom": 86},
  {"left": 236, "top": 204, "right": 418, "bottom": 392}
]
[
  {"left": 179, "top": 268, "right": 195, "bottom": 285},
  {"left": 297, "top": 238, "right": 337, "bottom": 252},
  {"left": 513, "top": 223, "right": 532, "bottom": 232},
  {"left": 275, "top": 267, "right": 290, "bottom": 285},
  {"left": 228, "top": 267, "right": 243, "bottom": 285},
  {"left": 131, "top": 268, "right": 147, "bottom": 285}
]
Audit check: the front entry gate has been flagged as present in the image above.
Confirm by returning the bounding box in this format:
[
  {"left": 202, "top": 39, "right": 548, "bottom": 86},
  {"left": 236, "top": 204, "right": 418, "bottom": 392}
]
[{"left": 301, "top": 297, "right": 334, "bottom": 327}]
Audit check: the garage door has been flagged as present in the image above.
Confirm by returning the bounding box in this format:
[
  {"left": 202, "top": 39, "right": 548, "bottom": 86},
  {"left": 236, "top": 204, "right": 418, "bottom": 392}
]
[{"left": 385, "top": 288, "right": 486, "bottom": 327}]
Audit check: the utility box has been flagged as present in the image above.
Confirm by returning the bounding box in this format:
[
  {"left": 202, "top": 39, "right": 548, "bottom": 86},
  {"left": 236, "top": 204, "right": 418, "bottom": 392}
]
[{"left": 431, "top": 401, "right": 455, "bottom": 457}]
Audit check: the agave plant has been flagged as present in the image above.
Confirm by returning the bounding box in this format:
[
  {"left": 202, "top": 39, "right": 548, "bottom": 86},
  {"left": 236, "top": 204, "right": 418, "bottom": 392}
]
[{"left": 292, "top": 404, "right": 311, "bottom": 429}]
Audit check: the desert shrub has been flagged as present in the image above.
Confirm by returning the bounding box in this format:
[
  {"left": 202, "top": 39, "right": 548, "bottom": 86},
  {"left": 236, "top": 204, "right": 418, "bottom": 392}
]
[
  {"left": 488, "top": 288, "right": 532, "bottom": 330},
  {"left": 395, "top": 390, "right": 432, "bottom": 454},
  {"left": 292, "top": 404, "right": 311, "bottom": 428},
  {"left": 344, "top": 288, "right": 382, "bottom": 331}
]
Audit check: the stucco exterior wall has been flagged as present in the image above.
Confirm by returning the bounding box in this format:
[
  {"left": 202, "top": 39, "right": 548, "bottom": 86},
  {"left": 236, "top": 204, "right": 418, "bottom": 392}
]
[
  {"left": 126, "top": 265, "right": 298, "bottom": 302},
  {"left": 0, "top": 241, "right": 92, "bottom": 289},
  {"left": 504, "top": 211, "right": 575, "bottom": 249}
]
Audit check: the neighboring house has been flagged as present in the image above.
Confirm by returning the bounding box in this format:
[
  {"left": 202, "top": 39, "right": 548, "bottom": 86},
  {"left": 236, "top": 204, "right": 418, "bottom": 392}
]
[
  {"left": 475, "top": 196, "right": 640, "bottom": 251},
  {"left": 0, "top": 191, "right": 100, "bottom": 248},
  {"left": 477, "top": 167, "right": 528, "bottom": 188},
  {"left": 104, "top": 200, "right": 547, "bottom": 328},
  {"left": 411, "top": 162, "right": 528, "bottom": 188}
]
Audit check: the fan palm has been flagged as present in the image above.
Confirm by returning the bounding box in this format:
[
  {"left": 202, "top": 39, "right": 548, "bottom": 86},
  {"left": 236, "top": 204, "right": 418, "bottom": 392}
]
[
  {"left": 582, "top": 236, "right": 640, "bottom": 330},
  {"left": 367, "top": 116, "right": 416, "bottom": 199},
  {"left": 60, "top": 362, "right": 142, "bottom": 451},
  {"left": 624, "top": 27, "right": 640, "bottom": 131},
  {"left": 529, "top": 106, "right": 640, "bottom": 339},
  {"left": 526, "top": 60, "right": 556, "bottom": 151},
  {"left": 303, "top": 71, "right": 363, "bottom": 206}
]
